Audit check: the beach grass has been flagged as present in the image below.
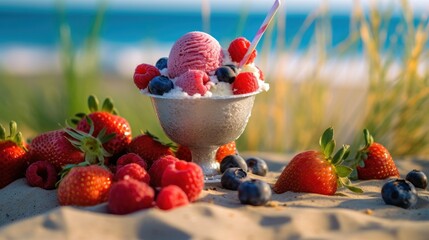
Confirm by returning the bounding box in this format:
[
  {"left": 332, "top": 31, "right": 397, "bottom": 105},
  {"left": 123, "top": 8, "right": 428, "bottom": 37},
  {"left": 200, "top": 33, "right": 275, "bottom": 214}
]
[{"left": 1, "top": 1, "right": 428, "bottom": 158}]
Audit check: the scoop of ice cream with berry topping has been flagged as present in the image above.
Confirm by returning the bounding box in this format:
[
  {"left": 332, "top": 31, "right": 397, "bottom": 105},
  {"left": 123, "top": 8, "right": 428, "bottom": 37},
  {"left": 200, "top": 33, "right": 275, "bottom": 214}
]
[{"left": 133, "top": 31, "right": 269, "bottom": 98}]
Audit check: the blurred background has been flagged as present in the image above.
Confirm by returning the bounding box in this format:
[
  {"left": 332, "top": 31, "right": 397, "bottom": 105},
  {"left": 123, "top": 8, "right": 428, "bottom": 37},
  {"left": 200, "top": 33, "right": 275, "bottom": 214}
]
[{"left": 1, "top": 0, "right": 428, "bottom": 158}]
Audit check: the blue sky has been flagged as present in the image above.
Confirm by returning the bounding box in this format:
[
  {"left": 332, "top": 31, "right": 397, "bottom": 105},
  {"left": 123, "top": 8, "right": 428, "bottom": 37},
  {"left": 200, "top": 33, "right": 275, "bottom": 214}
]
[{"left": 1, "top": 0, "right": 427, "bottom": 13}]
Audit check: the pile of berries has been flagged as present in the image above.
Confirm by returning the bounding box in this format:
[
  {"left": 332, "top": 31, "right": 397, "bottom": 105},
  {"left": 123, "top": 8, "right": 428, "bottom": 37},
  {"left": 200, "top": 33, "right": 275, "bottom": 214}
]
[
  {"left": 133, "top": 37, "right": 264, "bottom": 96},
  {"left": 0, "top": 94, "right": 273, "bottom": 214},
  {"left": 219, "top": 154, "right": 272, "bottom": 206},
  {"left": 381, "top": 170, "right": 427, "bottom": 209}
]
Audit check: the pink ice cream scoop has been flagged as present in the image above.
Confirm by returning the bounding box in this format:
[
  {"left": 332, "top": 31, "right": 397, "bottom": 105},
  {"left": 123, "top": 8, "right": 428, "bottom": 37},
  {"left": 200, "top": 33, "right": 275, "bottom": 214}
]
[{"left": 168, "top": 31, "right": 224, "bottom": 78}]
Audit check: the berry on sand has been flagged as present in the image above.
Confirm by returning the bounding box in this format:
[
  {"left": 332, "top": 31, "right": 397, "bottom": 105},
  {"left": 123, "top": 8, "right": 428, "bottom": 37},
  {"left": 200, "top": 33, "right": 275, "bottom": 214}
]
[
  {"left": 220, "top": 154, "right": 247, "bottom": 173},
  {"left": 29, "top": 125, "right": 111, "bottom": 170},
  {"left": 215, "top": 141, "right": 237, "bottom": 163},
  {"left": 156, "top": 185, "right": 189, "bottom": 210},
  {"left": 108, "top": 177, "right": 155, "bottom": 215},
  {"left": 116, "top": 153, "right": 148, "bottom": 171},
  {"left": 75, "top": 95, "right": 132, "bottom": 156},
  {"left": 405, "top": 169, "right": 427, "bottom": 189},
  {"left": 273, "top": 127, "right": 362, "bottom": 195},
  {"left": 161, "top": 160, "right": 204, "bottom": 202},
  {"left": 238, "top": 179, "right": 271, "bottom": 206},
  {"left": 381, "top": 179, "right": 418, "bottom": 209},
  {"left": 352, "top": 129, "right": 400, "bottom": 180},
  {"left": 57, "top": 165, "right": 113, "bottom": 206},
  {"left": 221, "top": 167, "right": 249, "bottom": 190},
  {"left": 133, "top": 63, "right": 161, "bottom": 90},
  {"left": 246, "top": 156, "right": 268, "bottom": 176},
  {"left": 232, "top": 72, "right": 259, "bottom": 95},
  {"left": 127, "top": 131, "right": 174, "bottom": 167},
  {"left": 149, "top": 155, "right": 180, "bottom": 188},
  {"left": 228, "top": 37, "right": 257, "bottom": 64},
  {"left": 114, "top": 163, "right": 150, "bottom": 184},
  {"left": 25, "top": 161, "right": 57, "bottom": 190},
  {"left": 0, "top": 121, "right": 28, "bottom": 189}
]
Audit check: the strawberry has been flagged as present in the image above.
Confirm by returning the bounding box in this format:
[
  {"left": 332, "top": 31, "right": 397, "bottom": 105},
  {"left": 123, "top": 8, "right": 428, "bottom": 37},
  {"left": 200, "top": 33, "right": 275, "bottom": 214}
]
[
  {"left": 29, "top": 124, "right": 112, "bottom": 170},
  {"left": 175, "top": 141, "right": 237, "bottom": 163},
  {"left": 57, "top": 165, "right": 113, "bottom": 206},
  {"left": 0, "top": 121, "right": 28, "bottom": 188},
  {"left": 133, "top": 63, "right": 161, "bottom": 90},
  {"left": 175, "top": 145, "right": 192, "bottom": 162},
  {"left": 228, "top": 37, "right": 257, "bottom": 65},
  {"left": 351, "top": 129, "right": 400, "bottom": 180},
  {"left": 74, "top": 95, "right": 132, "bottom": 156},
  {"left": 108, "top": 177, "right": 155, "bottom": 215},
  {"left": 273, "top": 127, "right": 362, "bottom": 195},
  {"left": 161, "top": 160, "right": 204, "bottom": 202},
  {"left": 232, "top": 72, "right": 259, "bottom": 95},
  {"left": 156, "top": 185, "right": 189, "bottom": 210},
  {"left": 215, "top": 141, "right": 237, "bottom": 163},
  {"left": 127, "top": 131, "right": 174, "bottom": 167}
]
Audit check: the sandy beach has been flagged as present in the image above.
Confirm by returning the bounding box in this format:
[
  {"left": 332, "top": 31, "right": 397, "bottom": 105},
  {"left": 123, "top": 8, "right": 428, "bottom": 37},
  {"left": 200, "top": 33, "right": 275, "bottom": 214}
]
[{"left": 1, "top": 152, "right": 428, "bottom": 239}]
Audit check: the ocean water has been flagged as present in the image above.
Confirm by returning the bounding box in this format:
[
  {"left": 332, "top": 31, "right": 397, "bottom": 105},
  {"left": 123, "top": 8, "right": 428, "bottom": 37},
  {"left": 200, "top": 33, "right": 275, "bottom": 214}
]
[{"left": 0, "top": 6, "right": 422, "bottom": 76}]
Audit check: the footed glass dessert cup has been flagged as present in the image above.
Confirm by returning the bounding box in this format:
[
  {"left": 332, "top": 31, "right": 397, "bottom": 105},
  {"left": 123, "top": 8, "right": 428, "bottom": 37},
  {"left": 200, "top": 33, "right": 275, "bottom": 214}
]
[{"left": 146, "top": 91, "right": 260, "bottom": 182}]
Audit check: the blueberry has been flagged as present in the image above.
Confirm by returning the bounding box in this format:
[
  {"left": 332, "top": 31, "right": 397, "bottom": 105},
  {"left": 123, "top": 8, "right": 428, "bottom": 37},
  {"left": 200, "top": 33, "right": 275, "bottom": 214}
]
[
  {"left": 381, "top": 179, "right": 418, "bottom": 209},
  {"left": 215, "top": 66, "right": 236, "bottom": 83},
  {"left": 221, "top": 167, "right": 249, "bottom": 190},
  {"left": 225, "top": 64, "right": 239, "bottom": 74},
  {"left": 220, "top": 154, "right": 247, "bottom": 173},
  {"left": 246, "top": 157, "right": 268, "bottom": 176},
  {"left": 148, "top": 76, "right": 174, "bottom": 95},
  {"left": 155, "top": 57, "right": 168, "bottom": 70},
  {"left": 406, "top": 169, "right": 428, "bottom": 189},
  {"left": 238, "top": 179, "right": 272, "bottom": 206}
]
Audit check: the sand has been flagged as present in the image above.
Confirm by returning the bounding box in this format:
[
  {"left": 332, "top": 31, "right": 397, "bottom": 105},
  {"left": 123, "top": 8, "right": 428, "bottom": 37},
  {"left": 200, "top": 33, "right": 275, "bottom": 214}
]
[{"left": 1, "top": 152, "right": 429, "bottom": 240}]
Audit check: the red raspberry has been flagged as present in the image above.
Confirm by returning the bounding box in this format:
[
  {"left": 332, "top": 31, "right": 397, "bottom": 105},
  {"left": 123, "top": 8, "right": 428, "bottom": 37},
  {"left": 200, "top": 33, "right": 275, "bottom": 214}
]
[
  {"left": 25, "top": 161, "right": 58, "bottom": 190},
  {"left": 175, "top": 70, "right": 209, "bottom": 96},
  {"left": 133, "top": 63, "right": 161, "bottom": 90},
  {"left": 108, "top": 177, "right": 155, "bottom": 215},
  {"left": 232, "top": 72, "right": 259, "bottom": 95},
  {"left": 148, "top": 155, "right": 179, "bottom": 188},
  {"left": 161, "top": 161, "right": 204, "bottom": 202},
  {"left": 116, "top": 153, "right": 148, "bottom": 171},
  {"left": 228, "top": 37, "right": 257, "bottom": 65},
  {"left": 156, "top": 185, "right": 189, "bottom": 210},
  {"left": 114, "top": 163, "right": 150, "bottom": 184}
]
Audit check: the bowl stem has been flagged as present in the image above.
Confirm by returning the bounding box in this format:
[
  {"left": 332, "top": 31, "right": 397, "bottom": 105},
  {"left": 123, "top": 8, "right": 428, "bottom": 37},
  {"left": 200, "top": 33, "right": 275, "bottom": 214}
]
[{"left": 189, "top": 146, "right": 220, "bottom": 177}]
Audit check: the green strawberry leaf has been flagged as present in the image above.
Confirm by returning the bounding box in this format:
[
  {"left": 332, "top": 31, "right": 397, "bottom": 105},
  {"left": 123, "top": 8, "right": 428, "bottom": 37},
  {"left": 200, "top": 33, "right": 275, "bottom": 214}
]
[
  {"left": 101, "top": 97, "right": 114, "bottom": 113},
  {"left": 345, "top": 184, "right": 364, "bottom": 194},
  {"left": 0, "top": 124, "right": 5, "bottom": 140},
  {"left": 319, "top": 127, "right": 334, "bottom": 150},
  {"left": 88, "top": 95, "right": 99, "bottom": 113},
  {"left": 332, "top": 144, "right": 350, "bottom": 165},
  {"left": 324, "top": 140, "right": 335, "bottom": 158},
  {"left": 336, "top": 165, "right": 353, "bottom": 178}
]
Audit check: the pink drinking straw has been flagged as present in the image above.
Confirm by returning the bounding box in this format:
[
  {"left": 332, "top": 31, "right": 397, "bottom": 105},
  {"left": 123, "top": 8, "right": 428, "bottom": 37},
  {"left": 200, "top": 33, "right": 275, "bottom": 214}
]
[{"left": 239, "top": 0, "right": 281, "bottom": 68}]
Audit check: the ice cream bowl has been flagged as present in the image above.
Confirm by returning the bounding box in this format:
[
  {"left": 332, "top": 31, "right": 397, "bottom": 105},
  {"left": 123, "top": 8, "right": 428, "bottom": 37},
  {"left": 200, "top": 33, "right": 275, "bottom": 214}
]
[{"left": 145, "top": 90, "right": 262, "bottom": 183}]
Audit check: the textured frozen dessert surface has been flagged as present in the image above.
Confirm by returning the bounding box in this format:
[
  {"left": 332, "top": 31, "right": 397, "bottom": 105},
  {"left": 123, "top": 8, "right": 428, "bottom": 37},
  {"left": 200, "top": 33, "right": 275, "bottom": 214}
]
[{"left": 168, "top": 31, "right": 224, "bottom": 79}]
